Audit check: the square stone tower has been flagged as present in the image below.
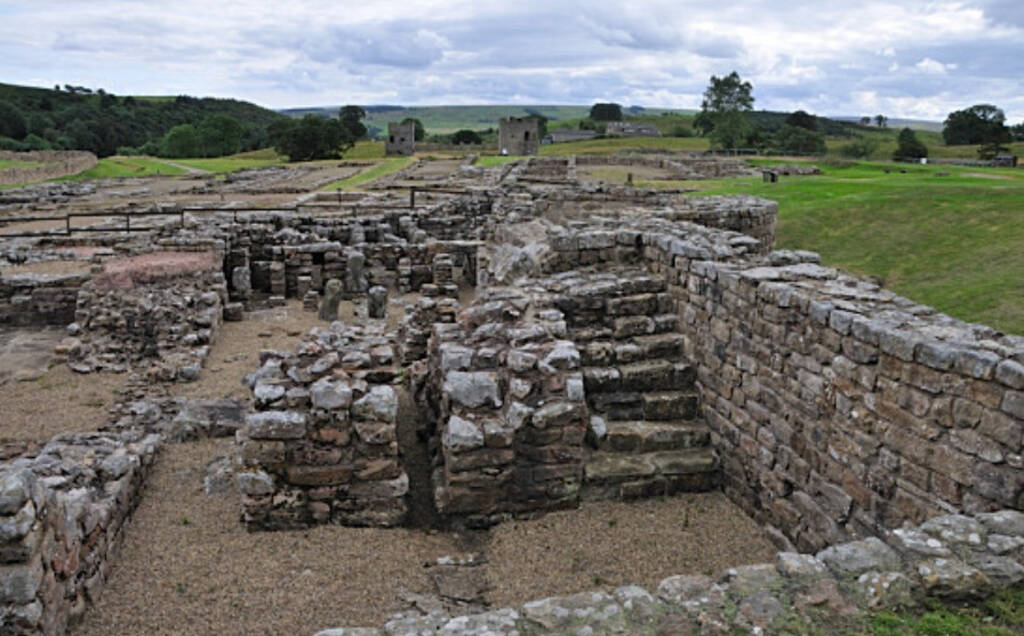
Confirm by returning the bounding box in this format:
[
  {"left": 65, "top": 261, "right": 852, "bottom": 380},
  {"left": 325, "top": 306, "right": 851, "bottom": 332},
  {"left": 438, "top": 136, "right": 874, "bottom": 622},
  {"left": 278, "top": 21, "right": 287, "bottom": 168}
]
[
  {"left": 498, "top": 116, "right": 540, "bottom": 156},
  {"left": 386, "top": 121, "right": 416, "bottom": 156}
]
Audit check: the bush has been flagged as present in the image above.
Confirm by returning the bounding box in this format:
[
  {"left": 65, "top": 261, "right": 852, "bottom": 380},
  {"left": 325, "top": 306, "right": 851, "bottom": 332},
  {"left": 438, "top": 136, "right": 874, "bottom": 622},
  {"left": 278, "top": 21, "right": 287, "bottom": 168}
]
[
  {"left": 773, "top": 124, "right": 826, "bottom": 155},
  {"left": 670, "top": 125, "right": 694, "bottom": 138},
  {"left": 893, "top": 127, "right": 928, "bottom": 160},
  {"left": 117, "top": 145, "right": 140, "bottom": 156},
  {"left": 838, "top": 137, "right": 878, "bottom": 159},
  {"left": 0, "top": 136, "right": 24, "bottom": 151},
  {"left": 451, "top": 129, "right": 482, "bottom": 145}
]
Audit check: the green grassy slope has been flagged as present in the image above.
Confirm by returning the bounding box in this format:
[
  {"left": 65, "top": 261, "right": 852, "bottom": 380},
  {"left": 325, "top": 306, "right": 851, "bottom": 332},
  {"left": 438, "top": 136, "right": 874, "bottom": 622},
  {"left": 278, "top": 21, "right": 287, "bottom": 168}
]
[{"left": 662, "top": 160, "right": 1024, "bottom": 334}]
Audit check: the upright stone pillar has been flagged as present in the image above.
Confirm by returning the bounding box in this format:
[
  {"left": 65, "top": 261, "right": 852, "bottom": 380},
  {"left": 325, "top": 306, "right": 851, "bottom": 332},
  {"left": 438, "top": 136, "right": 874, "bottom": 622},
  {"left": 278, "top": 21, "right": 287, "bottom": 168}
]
[
  {"left": 368, "top": 286, "right": 388, "bottom": 319},
  {"left": 319, "top": 279, "right": 343, "bottom": 321}
]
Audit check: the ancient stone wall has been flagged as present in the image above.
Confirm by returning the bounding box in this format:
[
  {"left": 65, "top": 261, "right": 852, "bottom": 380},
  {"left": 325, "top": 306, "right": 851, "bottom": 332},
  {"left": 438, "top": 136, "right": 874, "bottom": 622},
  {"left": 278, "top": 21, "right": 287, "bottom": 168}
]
[
  {"left": 0, "top": 151, "right": 97, "bottom": 186},
  {"left": 0, "top": 273, "right": 87, "bottom": 326},
  {"left": 67, "top": 253, "right": 226, "bottom": 378},
  {"left": 419, "top": 289, "right": 587, "bottom": 526},
  {"left": 575, "top": 154, "right": 759, "bottom": 180},
  {"left": 0, "top": 432, "right": 160, "bottom": 635},
  {"left": 661, "top": 249, "right": 1024, "bottom": 553},
  {"left": 236, "top": 323, "right": 408, "bottom": 530}
]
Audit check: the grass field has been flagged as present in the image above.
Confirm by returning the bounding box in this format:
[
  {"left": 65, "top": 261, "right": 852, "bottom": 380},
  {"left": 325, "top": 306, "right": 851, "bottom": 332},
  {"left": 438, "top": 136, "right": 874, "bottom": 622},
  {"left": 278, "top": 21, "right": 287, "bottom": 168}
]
[
  {"left": 0, "top": 159, "right": 43, "bottom": 170},
  {"left": 630, "top": 159, "right": 1024, "bottom": 334},
  {"left": 321, "top": 156, "right": 414, "bottom": 190},
  {"left": 60, "top": 156, "right": 188, "bottom": 180},
  {"left": 541, "top": 136, "right": 710, "bottom": 155},
  {"left": 476, "top": 155, "right": 523, "bottom": 167}
]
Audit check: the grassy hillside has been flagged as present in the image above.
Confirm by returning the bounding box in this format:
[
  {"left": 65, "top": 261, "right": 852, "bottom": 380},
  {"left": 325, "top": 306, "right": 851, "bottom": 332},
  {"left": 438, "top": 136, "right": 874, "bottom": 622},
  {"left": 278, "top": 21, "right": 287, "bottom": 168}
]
[
  {"left": 639, "top": 160, "right": 1024, "bottom": 334},
  {"left": 0, "top": 81, "right": 286, "bottom": 157}
]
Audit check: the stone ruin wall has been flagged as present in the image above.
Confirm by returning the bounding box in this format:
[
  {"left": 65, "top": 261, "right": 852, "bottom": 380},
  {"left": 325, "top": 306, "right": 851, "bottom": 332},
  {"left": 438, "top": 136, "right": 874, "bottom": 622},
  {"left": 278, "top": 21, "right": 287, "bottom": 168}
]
[
  {"left": 0, "top": 432, "right": 160, "bottom": 635},
  {"left": 574, "top": 154, "right": 760, "bottom": 180},
  {"left": 0, "top": 273, "right": 87, "bottom": 327},
  {"left": 235, "top": 324, "right": 408, "bottom": 529},
  {"left": 418, "top": 292, "right": 588, "bottom": 527},
  {"left": 0, "top": 151, "right": 98, "bottom": 187},
  {"left": 663, "top": 251, "right": 1024, "bottom": 553}
]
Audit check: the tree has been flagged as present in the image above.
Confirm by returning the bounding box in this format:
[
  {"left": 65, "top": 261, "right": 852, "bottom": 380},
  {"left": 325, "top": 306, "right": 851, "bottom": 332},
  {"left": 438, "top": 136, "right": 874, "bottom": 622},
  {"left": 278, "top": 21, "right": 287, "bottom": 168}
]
[
  {"left": 0, "top": 101, "right": 28, "bottom": 140},
  {"left": 773, "top": 124, "right": 826, "bottom": 155},
  {"left": 272, "top": 115, "right": 347, "bottom": 162},
  {"left": 785, "top": 110, "right": 817, "bottom": 131},
  {"left": 589, "top": 103, "right": 623, "bottom": 121},
  {"left": 943, "top": 104, "right": 1009, "bottom": 146},
  {"left": 698, "top": 71, "right": 754, "bottom": 149},
  {"left": 1011, "top": 123, "right": 1024, "bottom": 141},
  {"left": 859, "top": 116, "right": 872, "bottom": 126},
  {"left": 400, "top": 117, "right": 425, "bottom": 142},
  {"left": 198, "top": 114, "right": 244, "bottom": 157},
  {"left": 338, "top": 105, "right": 367, "bottom": 141},
  {"left": 451, "top": 129, "right": 482, "bottom": 145},
  {"left": 160, "top": 123, "right": 201, "bottom": 158},
  {"left": 893, "top": 127, "right": 928, "bottom": 160},
  {"left": 874, "top": 114, "right": 888, "bottom": 128}
]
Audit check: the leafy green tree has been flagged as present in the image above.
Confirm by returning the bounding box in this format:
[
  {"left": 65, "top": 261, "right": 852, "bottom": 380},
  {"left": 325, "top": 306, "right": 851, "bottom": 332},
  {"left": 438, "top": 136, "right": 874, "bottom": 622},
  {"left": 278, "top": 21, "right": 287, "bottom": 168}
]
[
  {"left": 874, "top": 114, "right": 888, "bottom": 128},
  {"left": 198, "top": 114, "right": 244, "bottom": 157},
  {"left": 785, "top": 110, "right": 817, "bottom": 131},
  {"left": 589, "top": 103, "right": 623, "bottom": 121},
  {"left": 0, "top": 101, "right": 28, "bottom": 140},
  {"left": 698, "top": 71, "right": 754, "bottom": 149},
  {"left": 1011, "top": 123, "right": 1024, "bottom": 141},
  {"left": 773, "top": 124, "right": 826, "bottom": 155},
  {"left": 943, "top": 104, "right": 1008, "bottom": 145},
  {"left": 451, "top": 129, "right": 482, "bottom": 144},
  {"left": 400, "top": 117, "right": 425, "bottom": 142},
  {"left": 339, "top": 105, "right": 367, "bottom": 141},
  {"left": 160, "top": 123, "right": 201, "bottom": 158},
  {"left": 893, "top": 127, "right": 928, "bottom": 160},
  {"left": 272, "top": 115, "right": 348, "bottom": 162}
]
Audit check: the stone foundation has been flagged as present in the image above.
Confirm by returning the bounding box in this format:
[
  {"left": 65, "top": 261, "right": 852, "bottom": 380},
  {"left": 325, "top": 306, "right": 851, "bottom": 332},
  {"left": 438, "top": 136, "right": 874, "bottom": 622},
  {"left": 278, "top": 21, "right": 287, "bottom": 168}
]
[{"left": 0, "top": 432, "right": 160, "bottom": 635}]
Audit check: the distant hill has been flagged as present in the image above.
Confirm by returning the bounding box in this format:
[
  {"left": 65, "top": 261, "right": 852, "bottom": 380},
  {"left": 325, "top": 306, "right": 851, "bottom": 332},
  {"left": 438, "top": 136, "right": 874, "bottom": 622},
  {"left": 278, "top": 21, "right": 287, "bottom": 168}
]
[
  {"left": 279, "top": 105, "right": 695, "bottom": 137},
  {"left": 831, "top": 116, "right": 944, "bottom": 133},
  {"left": 0, "top": 82, "right": 286, "bottom": 157}
]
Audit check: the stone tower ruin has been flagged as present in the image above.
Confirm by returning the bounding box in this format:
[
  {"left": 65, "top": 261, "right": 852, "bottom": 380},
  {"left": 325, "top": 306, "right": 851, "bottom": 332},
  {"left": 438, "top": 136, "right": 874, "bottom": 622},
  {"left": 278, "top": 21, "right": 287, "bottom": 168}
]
[
  {"left": 385, "top": 121, "right": 416, "bottom": 156},
  {"left": 498, "top": 116, "right": 540, "bottom": 156}
]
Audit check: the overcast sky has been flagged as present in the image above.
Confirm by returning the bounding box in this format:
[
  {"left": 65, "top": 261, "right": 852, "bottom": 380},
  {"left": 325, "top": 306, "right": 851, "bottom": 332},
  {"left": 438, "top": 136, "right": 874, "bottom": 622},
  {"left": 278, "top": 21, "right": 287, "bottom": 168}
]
[{"left": 2, "top": 1, "right": 1022, "bottom": 121}]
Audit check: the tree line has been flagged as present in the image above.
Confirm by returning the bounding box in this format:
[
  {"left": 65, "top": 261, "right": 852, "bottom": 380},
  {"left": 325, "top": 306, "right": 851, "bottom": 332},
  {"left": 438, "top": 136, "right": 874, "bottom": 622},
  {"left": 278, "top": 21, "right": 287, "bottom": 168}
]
[{"left": 0, "top": 83, "right": 285, "bottom": 158}]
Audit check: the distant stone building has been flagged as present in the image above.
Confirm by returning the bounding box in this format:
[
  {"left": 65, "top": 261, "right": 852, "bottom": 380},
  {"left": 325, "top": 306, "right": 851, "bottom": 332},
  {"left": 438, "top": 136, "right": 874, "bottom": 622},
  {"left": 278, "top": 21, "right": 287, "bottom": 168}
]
[
  {"left": 498, "top": 117, "right": 540, "bottom": 155},
  {"left": 995, "top": 154, "right": 1018, "bottom": 168},
  {"left": 605, "top": 122, "right": 661, "bottom": 138},
  {"left": 385, "top": 121, "right": 415, "bottom": 156},
  {"left": 545, "top": 129, "right": 599, "bottom": 144}
]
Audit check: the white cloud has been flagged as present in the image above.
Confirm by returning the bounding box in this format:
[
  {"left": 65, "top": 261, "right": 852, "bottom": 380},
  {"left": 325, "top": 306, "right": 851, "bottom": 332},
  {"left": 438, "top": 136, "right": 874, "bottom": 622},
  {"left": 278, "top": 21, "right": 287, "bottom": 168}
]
[{"left": 0, "top": 1, "right": 1020, "bottom": 120}]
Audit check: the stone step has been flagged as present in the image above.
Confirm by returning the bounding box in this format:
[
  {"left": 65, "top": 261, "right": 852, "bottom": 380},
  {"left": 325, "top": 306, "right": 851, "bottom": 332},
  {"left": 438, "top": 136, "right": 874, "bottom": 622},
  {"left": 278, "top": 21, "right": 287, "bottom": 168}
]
[
  {"left": 581, "top": 448, "right": 719, "bottom": 501},
  {"left": 632, "top": 332, "right": 685, "bottom": 359},
  {"left": 579, "top": 334, "right": 686, "bottom": 367},
  {"left": 600, "top": 421, "right": 709, "bottom": 453},
  {"left": 611, "top": 313, "right": 678, "bottom": 339},
  {"left": 583, "top": 361, "right": 695, "bottom": 394},
  {"left": 643, "top": 391, "right": 699, "bottom": 420}
]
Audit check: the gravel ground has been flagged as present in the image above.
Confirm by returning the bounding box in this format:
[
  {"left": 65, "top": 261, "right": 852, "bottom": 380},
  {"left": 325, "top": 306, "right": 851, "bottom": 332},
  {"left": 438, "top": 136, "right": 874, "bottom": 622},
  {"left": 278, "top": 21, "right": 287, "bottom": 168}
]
[
  {"left": 73, "top": 439, "right": 464, "bottom": 636},
  {"left": 0, "top": 260, "right": 91, "bottom": 275},
  {"left": 486, "top": 493, "right": 777, "bottom": 607},
  {"left": 0, "top": 364, "right": 123, "bottom": 441}
]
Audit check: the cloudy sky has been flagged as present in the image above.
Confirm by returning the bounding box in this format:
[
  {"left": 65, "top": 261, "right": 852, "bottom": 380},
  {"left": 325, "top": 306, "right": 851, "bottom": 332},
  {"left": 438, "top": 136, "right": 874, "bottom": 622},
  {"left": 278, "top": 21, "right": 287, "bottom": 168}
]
[{"left": 1, "top": 1, "right": 1022, "bottom": 121}]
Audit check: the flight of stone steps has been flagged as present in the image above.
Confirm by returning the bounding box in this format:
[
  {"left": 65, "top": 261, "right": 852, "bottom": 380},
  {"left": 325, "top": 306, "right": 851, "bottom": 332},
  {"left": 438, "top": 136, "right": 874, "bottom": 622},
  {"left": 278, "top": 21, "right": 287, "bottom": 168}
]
[{"left": 548, "top": 267, "right": 720, "bottom": 501}]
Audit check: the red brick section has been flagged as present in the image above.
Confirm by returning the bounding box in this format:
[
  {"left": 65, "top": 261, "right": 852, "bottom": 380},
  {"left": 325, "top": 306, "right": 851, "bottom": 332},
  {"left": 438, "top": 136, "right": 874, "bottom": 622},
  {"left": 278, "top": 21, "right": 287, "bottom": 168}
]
[{"left": 94, "top": 251, "right": 218, "bottom": 291}]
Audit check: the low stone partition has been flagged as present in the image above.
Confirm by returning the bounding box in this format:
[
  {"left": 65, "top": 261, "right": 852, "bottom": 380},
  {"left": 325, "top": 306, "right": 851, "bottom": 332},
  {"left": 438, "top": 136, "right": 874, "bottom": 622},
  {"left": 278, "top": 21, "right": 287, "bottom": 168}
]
[
  {"left": 575, "top": 153, "right": 759, "bottom": 180},
  {"left": 0, "top": 431, "right": 161, "bottom": 635},
  {"left": 420, "top": 288, "right": 587, "bottom": 526},
  {"left": 235, "top": 323, "right": 408, "bottom": 530},
  {"left": 0, "top": 272, "right": 88, "bottom": 326},
  {"left": 0, "top": 151, "right": 97, "bottom": 187},
  {"left": 315, "top": 509, "right": 1024, "bottom": 634},
  {"left": 66, "top": 251, "right": 226, "bottom": 378}
]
